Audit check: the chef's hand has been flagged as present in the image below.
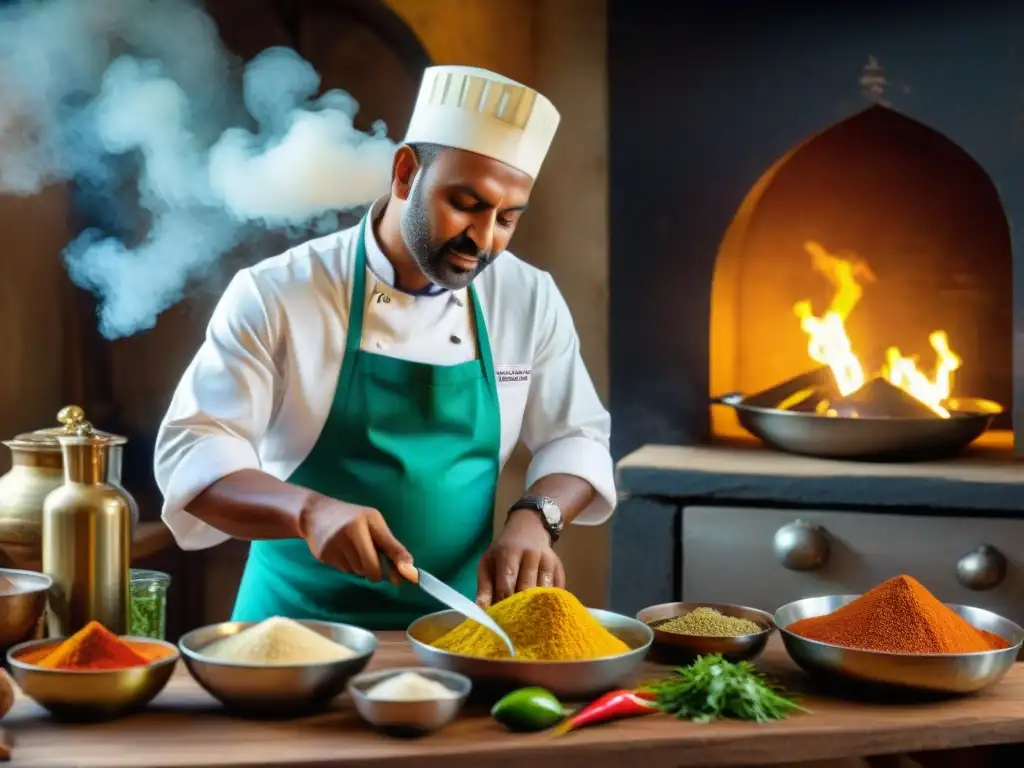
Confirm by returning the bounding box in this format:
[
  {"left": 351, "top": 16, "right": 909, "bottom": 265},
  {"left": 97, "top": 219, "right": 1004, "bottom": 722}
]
[
  {"left": 475, "top": 509, "right": 564, "bottom": 608},
  {"left": 301, "top": 497, "right": 417, "bottom": 584}
]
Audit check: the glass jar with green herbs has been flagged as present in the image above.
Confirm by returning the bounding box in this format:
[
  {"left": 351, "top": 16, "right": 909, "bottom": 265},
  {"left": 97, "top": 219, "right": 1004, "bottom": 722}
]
[{"left": 129, "top": 569, "right": 170, "bottom": 640}]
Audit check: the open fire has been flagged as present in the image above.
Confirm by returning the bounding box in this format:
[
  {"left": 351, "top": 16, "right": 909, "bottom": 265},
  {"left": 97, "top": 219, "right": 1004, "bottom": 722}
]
[{"left": 792, "top": 241, "right": 962, "bottom": 419}]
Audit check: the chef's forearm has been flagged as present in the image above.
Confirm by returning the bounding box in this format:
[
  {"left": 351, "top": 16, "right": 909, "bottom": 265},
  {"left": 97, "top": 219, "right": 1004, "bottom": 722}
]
[
  {"left": 525, "top": 473, "right": 596, "bottom": 526},
  {"left": 187, "top": 469, "right": 324, "bottom": 541}
]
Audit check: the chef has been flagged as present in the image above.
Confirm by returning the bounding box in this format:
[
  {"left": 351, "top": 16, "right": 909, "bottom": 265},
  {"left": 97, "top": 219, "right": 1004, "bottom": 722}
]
[{"left": 154, "top": 65, "right": 616, "bottom": 629}]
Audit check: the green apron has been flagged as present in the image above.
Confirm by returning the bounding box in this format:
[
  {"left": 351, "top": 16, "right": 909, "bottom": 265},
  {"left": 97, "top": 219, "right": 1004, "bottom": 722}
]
[{"left": 231, "top": 220, "right": 501, "bottom": 629}]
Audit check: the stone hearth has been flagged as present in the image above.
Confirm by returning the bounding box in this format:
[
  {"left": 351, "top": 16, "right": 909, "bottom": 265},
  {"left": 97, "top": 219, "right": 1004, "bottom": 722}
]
[{"left": 608, "top": 3, "right": 1024, "bottom": 459}]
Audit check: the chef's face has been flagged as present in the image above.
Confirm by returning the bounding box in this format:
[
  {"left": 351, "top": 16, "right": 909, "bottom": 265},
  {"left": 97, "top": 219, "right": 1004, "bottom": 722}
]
[{"left": 394, "top": 145, "right": 534, "bottom": 291}]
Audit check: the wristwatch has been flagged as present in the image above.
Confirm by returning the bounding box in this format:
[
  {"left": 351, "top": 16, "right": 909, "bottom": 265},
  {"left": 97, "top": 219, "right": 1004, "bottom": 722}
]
[{"left": 508, "top": 495, "right": 564, "bottom": 543}]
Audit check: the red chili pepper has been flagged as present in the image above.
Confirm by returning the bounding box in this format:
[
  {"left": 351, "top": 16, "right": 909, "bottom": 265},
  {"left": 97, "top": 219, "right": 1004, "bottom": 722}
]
[{"left": 551, "top": 689, "right": 659, "bottom": 735}]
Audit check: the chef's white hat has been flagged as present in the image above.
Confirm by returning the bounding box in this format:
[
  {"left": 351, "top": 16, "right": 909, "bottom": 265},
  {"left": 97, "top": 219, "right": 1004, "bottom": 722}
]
[{"left": 404, "top": 65, "right": 560, "bottom": 180}]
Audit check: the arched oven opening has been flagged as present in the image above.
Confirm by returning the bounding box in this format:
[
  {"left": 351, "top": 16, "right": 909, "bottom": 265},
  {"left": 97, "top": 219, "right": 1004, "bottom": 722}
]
[{"left": 710, "top": 105, "right": 1013, "bottom": 455}]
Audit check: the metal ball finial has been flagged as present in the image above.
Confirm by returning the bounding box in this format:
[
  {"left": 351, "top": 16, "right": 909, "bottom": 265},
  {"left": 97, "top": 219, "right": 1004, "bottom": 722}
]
[
  {"left": 57, "top": 405, "right": 93, "bottom": 436},
  {"left": 57, "top": 405, "right": 85, "bottom": 427}
]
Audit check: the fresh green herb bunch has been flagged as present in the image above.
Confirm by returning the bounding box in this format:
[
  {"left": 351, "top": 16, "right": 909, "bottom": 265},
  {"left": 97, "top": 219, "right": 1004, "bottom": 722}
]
[{"left": 641, "top": 654, "right": 807, "bottom": 723}]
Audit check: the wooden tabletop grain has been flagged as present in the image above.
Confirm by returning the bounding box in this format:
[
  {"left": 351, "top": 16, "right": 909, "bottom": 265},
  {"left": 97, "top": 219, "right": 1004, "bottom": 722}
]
[{"left": 4, "top": 634, "right": 1024, "bottom": 768}]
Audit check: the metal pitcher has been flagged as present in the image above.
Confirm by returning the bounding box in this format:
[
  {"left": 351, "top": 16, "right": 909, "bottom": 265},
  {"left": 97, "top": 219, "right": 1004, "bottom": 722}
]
[
  {"left": 43, "top": 415, "right": 134, "bottom": 636},
  {"left": 0, "top": 405, "right": 136, "bottom": 572}
]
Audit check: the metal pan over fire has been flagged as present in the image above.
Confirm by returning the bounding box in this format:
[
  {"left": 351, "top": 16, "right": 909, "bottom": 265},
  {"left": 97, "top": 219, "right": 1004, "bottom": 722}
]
[{"left": 713, "top": 368, "right": 1002, "bottom": 462}]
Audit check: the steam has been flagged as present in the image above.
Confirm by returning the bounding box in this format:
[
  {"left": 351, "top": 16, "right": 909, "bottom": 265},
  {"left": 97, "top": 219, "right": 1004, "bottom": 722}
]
[{"left": 0, "top": 0, "right": 396, "bottom": 338}]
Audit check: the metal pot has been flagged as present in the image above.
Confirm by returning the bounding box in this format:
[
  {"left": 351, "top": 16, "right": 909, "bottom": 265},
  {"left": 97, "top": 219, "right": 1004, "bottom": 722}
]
[{"left": 0, "top": 405, "right": 136, "bottom": 571}]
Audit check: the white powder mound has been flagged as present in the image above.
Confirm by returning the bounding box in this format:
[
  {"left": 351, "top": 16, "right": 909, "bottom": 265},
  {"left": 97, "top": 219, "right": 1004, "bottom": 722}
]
[
  {"left": 365, "top": 672, "right": 458, "bottom": 702},
  {"left": 202, "top": 616, "right": 358, "bottom": 665}
]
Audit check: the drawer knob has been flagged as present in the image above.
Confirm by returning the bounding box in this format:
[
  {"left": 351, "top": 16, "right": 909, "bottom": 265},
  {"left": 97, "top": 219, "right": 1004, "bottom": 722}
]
[
  {"left": 956, "top": 545, "right": 1007, "bottom": 591},
  {"left": 773, "top": 520, "right": 830, "bottom": 572}
]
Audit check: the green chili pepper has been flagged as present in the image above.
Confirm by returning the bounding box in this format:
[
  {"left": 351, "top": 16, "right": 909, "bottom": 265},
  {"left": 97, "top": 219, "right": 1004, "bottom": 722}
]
[{"left": 491, "top": 687, "right": 566, "bottom": 732}]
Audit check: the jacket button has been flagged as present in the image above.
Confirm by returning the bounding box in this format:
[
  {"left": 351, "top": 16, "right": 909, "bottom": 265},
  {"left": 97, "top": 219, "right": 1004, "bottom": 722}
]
[{"left": 450, "top": 335, "right": 462, "bottom": 344}]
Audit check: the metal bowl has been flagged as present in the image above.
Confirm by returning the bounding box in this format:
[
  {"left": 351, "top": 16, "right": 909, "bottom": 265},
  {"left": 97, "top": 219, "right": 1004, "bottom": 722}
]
[
  {"left": 636, "top": 602, "right": 775, "bottom": 663},
  {"left": 348, "top": 667, "right": 471, "bottom": 736},
  {"left": 775, "top": 595, "right": 1024, "bottom": 695},
  {"left": 0, "top": 568, "right": 50, "bottom": 652},
  {"left": 713, "top": 379, "right": 998, "bottom": 461},
  {"left": 7, "top": 635, "right": 179, "bottom": 721},
  {"left": 178, "top": 620, "right": 377, "bottom": 716},
  {"left": 406, "top": 607, "right": 653, "bottom": 700}
]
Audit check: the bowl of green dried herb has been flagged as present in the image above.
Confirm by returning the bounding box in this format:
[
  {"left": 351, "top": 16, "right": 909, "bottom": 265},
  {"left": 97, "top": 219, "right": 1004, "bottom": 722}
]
[
  {"left": 129, "top": 569, "right": 170, "bottom": 640},
  {"left": 637, "top": 602, "right": 774, "bottom": 663}
]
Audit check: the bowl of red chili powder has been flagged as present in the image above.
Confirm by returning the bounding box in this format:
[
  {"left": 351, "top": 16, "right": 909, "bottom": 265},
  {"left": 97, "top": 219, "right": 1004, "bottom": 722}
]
[
  {"left": 775, "top": 575, "right": 1024, "bottom": 695},
  {"left": 7, "top": 620, "right": 179, "bottom": 721}
]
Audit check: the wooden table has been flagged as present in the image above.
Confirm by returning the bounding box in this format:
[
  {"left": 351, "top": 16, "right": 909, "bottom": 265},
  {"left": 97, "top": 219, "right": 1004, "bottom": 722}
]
[{"left": 4, "top": 635, "right": 1024, "bottom": 768}]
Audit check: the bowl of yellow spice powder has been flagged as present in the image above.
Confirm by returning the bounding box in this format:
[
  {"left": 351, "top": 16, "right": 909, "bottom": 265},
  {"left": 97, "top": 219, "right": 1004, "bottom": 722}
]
[
  {"left": 407, "top": 587, "right": 653, "bottom": 699},
  {"left": 637, "top": 602, "right": 775, "bottom": 663}
]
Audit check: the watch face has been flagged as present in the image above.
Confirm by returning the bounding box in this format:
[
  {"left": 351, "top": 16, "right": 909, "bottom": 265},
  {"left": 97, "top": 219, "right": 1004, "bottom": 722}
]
[
  {"left": 513, "top": 496, "right": 562, "bottom": 536},
  {"left": 541, "top": 500, "right": 563, "bottom": 528}
]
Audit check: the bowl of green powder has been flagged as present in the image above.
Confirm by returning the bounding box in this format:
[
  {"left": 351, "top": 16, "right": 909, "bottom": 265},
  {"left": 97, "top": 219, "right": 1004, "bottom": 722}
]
[{"left": 636, "top": 602, "right": 775, "bottom": 663}]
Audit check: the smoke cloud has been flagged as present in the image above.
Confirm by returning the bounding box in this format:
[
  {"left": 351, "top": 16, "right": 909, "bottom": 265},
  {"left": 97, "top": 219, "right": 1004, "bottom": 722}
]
[{"left": 0, "top": 0, "right": 397, "bottom": 338}]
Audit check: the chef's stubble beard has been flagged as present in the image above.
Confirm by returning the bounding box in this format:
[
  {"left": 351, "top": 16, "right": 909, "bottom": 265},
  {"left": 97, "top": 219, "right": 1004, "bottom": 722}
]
[{"left": 400, "top": 179, "right": 492, "bottom": 291}]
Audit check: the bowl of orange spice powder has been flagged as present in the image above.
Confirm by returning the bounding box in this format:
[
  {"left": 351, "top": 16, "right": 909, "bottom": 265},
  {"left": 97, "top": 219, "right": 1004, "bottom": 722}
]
[
  {"left": 775, "top": 575, "right": 1024, "bottom": 696},
  {"left": 6, "top": 620, "right": 179, "bottom": 721}
]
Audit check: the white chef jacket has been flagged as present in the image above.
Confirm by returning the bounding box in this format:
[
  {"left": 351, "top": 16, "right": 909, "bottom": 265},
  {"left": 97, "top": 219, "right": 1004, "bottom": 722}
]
[{"left": 155, "top": 198, "right": 617, "bottom": 550}]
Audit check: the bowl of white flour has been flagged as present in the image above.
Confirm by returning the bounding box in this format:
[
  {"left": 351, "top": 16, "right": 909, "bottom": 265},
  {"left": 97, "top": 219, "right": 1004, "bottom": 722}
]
[{"left": 178, "top": 616, "right": 377, "bottom": 716}]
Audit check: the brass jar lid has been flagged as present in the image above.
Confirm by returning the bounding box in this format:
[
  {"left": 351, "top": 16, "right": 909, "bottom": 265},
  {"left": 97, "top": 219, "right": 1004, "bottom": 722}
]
[{"left": 3, "top": 405, "right": 127, "bottom": 452}]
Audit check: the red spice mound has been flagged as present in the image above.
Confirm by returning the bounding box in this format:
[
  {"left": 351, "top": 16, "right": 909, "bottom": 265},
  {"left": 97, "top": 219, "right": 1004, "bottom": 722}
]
[
  {"left": 36, "top": 621, "right": 150, "bottom": 671},
  {"left": 787, "top": 575, "right": 1009, "bottom": 654}
]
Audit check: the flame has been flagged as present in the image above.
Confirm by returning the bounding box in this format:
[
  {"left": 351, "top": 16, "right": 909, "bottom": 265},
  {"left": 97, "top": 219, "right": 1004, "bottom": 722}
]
[
  {"left": 793, "top": 241, "right": 960, "bottom": 418},
  {"left": 883, "top": 332, "right": 961, "bottom": 418}
]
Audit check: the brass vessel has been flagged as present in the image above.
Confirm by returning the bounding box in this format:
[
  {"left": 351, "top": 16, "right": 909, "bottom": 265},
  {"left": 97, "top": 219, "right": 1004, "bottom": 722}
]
[
  {"left": 0, "top": 406, "right": 135, "bottom": 572},
  {"left": 42, "top": 414, "right": 134, "bottom": 637}
]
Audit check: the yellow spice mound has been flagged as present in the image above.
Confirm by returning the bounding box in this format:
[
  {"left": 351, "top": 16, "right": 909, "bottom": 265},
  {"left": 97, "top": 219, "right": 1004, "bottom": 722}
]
[{"left": 430, "top": 586, "right": 631, "bottom": 661}]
